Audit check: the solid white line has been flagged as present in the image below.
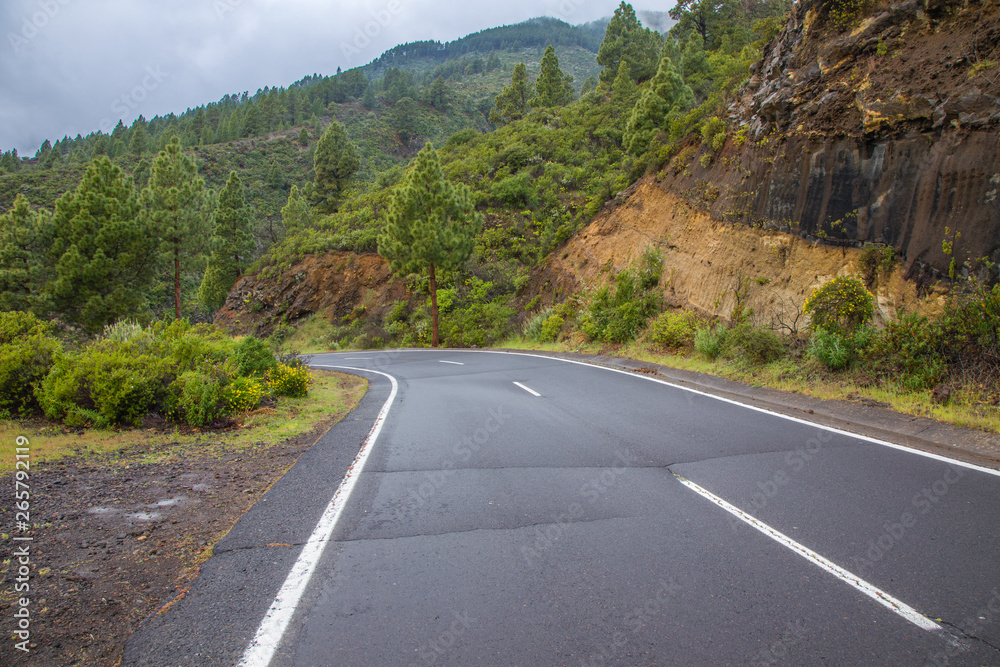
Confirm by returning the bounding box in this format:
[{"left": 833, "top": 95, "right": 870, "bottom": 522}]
[
  {"left": 513, "top": 381, "right": 541, "bottom": 397},
  {"left": 438, "top": 360, "right": 465, "bottom": 365},
  {"left": 676, "top": 475, "right": 942, "bottom": 633},
  {"left": 238, "top": 366, "right": 398, "bottom": 667}
]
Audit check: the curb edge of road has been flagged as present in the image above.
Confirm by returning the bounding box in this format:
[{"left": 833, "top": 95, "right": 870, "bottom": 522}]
[{"left": 493, "top": 348, "right": 1000, "bottom": 471}]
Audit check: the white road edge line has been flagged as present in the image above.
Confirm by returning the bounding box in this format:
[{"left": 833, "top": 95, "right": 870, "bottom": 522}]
[
  {"left": 513, "top": 381, "right": 541, "bottom": 397},
  {"left": 238, "top": 366, "right": 398, "bottom": 667},
  {"left": 439, "top": 360, "right": 465, "bottom": 365},
  {"left": 676, "top": 475, "right": 942, "bottom": 633}
]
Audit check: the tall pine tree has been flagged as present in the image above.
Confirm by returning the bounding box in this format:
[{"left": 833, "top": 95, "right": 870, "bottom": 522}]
[
  {"left": 305, "top": 120, "right": 359, "bottom": 213},
  {"left": 0, "top": 194, "right": 52, "bottom": 315},
  {"left": 532, "top": 46, "right": 575, "bottom": 108},
  {"left": 199, "top": 171, "right": 255, "bottom": 310},
  {"left": 377, "top": 143, "right": 481, "bottom": 347},
  {"left": 489, "top": 63, "right": 530, "bottom": 126},
  {"left": 49, "top": 157, "right": 157, "bottom": 332},
  {"left": 597, "top": 2, "right": 663, "bottom": 85},
  {"left": 143, "top": 136, "right": 211, "bottom": 320},
  {"left": 623, "top": 56, "right": 695, "bottom": 155}
]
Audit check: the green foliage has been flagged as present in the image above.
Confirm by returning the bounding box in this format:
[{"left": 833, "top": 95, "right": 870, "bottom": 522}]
[
  {"left": 234, "top": 336, "right": 277, "bottom": 378},
  {"left": 700, "top": 116, "right": 727, "bottom": 152},
  {"left": 0, "top": 312, "right": 60, "bottom": 418},
  {"left": 167, "top": 370, "right": 227, "bottom": 427},
  {"left": 143, "top": 136, "right": 211, "bottom": 320},
  {"left": 624, "top": 56, "right": 696, "bottom": 155},
  {"left": 393, "top": 97, "right": 421, "bottom": 145},
  {"left": 857, "top": 244, "right": 896, "bottom": 290},
  {"left": 49, "top": 157, "right": 156, "bottom": 333},
  {"left": 266, "top": 362, "right": 312, "bottom": 397},
  {"left": 869, "top": 313, "right": 946, "bottom": 390},
  {"left": 597, "top": 2, "right": 664, "bottom": 85},
  {"left": 582, "top": 259, "right": 661, "bottom": 344},
  {"left": 225, "top": 375, "right": 266, "bottom": 412},
  {"left": 532, "top": 46, "right": 575, "bottom": 108},
  {"left": 648, "top": 310, "right": 699, "bottom": 349},
  {"left": 489, "top": 63, "right": 531, "bottom": 125},
  {"left": 694, "top": 324, "right": 727, "bottom": 359},
  {"left": 200, "top": 171, "right": 255, "bottom": 310},
  {"left": 523, "top": 308, "right": 553, "bottom": 341},
  {"left": 722, "top": 322, "right": 786, "bottom": 365},
  {"left": 539, "top": 314, "right": 565, "bottom": 343},
  {"left": 809, "top": 327, "right": 852, "bottom": 370},
  {"left": 0, "top": 194, "right": 53, "bottom": 315},
  {"left": 803, "top": 276, "right": 876, "bottom": 334},
  {"left": 305, "top": 120, "right": 359, "bottom": 213}
]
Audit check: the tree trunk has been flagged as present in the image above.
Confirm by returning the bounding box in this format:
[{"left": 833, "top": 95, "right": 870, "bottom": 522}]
[
  {"left": 429, "top": 263, "right": 439, "bottom": 348},
  {"left": 174, "top": 242, "right": 181, "bottom": 320}
]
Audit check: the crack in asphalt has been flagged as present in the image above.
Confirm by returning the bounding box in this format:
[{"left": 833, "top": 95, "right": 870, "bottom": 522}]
[
  {"left": 936, "top": 618, "right": 1000, "bottom": 655},
  {"left": 336, "top": 515, "right": 630, "bottom": 543}
]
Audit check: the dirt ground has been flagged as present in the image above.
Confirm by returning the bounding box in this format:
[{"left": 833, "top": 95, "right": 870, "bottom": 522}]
[{"left": 0, "top": 378, "right": 363, "bottom": 667}]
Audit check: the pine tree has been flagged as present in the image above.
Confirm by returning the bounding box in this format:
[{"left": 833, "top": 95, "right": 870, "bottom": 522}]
[
  {"left": 680, "top": 32, "right": 713, "bottom": 100},
  {"left": 580, "top": 75, "right": 598, "bottom": 97},
  {"left": 305, "top": 120, "right": 359, "bottom": 213},
  {"left": 611, "top": 60, "right": 638, "bottom": 107},
  {"left": 393, "top": 97, "right": 419, "bottom": 145},
  {"left": 0, "top": 194, "right": 52, "bottom": 315},
  {"left": 532, "top": 46, "right": 575, "bottom": 107},
  {"left": 377, "top": 143, "right": 482, "bottom": 347},
  {"left": 199, "top": 171, "right": 254, "bottom": 311},
  {"left": 280, "top": 185, "right": 314, "bottom": 232},
  {"left": 428, "top": 76, "right": 450, "bottom": 110},
  {"left": 48, "top": 157, "right": 157, "bottom": 332},
  {"left": 297, "top": 127, "right": 310, "bottom": 147},
  {"left": 143, "top": 136, "right": 211, "bottom": 320},
  {"left": 489, "top": 63, "right": 530, "bottom": 126},
  {"left": 623, "top": 57, "right": 694, "bottom": 155},
  {"left": 597, "top": 2, "right": 664, "bottom": 85}
]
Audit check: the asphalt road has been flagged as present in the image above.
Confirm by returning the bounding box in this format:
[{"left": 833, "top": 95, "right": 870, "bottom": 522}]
[{"left": 125, "top": 349, "right": 1000, "bottom": 666}]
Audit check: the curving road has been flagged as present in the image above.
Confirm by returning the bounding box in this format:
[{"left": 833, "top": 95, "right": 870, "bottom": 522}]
[{"left": 125, "top": 350, "right": 1000, "bottom": 666}]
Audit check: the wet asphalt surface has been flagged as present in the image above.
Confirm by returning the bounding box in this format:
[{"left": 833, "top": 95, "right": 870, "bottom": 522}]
[{"left": 124, "top": 350, "right": 1000, "bottom": 666}]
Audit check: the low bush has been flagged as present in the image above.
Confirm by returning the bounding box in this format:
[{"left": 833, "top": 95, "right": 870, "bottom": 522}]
[
  {"left": 167, "top": 370, "right": 227, "bottom": 428},
  {"left": 804, "top": 276, "right": 875, "bottom": 334},
  {"left": 810, "top": 328, "right": 851, "bottom": 370},
  {"left": 0, "top": 312, "right": 61, "bottom": 418},
  {"left": 234, "top": 336, "right": 277, "bottom": 378},
  {"left": 869, "top": 313, "right": 946, "bottom": 390},
  {"left": 694, "top": 325, "right": 727, "bottom": 359},
  {"left": 722, "top": 323, "right": 786, "bottom": 366},
  {"left": 648, "top": 311, "right": 699, "bottom": 350},
  {"left": 225, "top": 375, "right": 266, "bottom": 413},
  {"left": 539, "top": 315, "right": 565, "bottom": 343},
  {"left": 267, "top": 362, "right": 312, "bottom": 398},
  {"left": 522, "top": 309, "right": 552, "bottom": 342}
]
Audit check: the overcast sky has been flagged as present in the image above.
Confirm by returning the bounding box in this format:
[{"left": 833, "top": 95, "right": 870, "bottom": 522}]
[{"left": 0, "top": 0, "right": 671, "bottom": 156}]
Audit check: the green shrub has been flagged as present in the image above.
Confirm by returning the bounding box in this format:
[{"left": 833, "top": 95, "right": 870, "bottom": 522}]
[
  {"left": 38, "top": 343, "right": 166, "bottom": 427},
  {"left": 0, "top": 310, "right": 51, "bottom": 343},
  {"left": 804, "top": 276, "right": 875, "bottom": 334},
  {"left": 870, "top": 313, "right": 946, "bottom": 390},
  {"left": 0, "top": 332, "right": 61, "bottom": 418},
  {"left": 267, "top": 362, "right": 312, "bottom": 398},
  {"left": 810, "top": 328, "right": 851, "bottom": 370},
  {"left": 648, "top": 311, "right": 699, "bottom": 350},
  {"left": 857, "top": 245, "right": 896, "bottom": 290},
  {"left": 522, "top": 309, "right": 552, "bottom": 342},
  {"left": 224, "top": 375, "right": 265, "bottom": 413},
  {"left": 582, "top": 269, "right": 660, "bottom": 344},
  {"left": 694, "top": 325, "right": 728, "bottom": 359},
  {"left": 539, "top": 315, "right": 564, "bottom": 343},
  {"left": 167, "top": 371, "right": 227, "bottom": 427},
  {"left": 722, "top": 323, "right": 786, "bottom": 365},
  {"left": 234, "top": 336, "right": 277, "bottom": 378}
]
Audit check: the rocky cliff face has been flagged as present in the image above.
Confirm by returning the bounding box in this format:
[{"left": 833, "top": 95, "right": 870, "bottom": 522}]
[
  {"left": 662, "top": 0, "right": 999, "bottom": 284},
  {"left": 214, "top": 252, "right": 408, "bottom": 337}
]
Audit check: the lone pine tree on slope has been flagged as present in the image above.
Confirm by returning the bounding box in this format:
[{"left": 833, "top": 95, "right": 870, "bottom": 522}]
[{"left": 377, "top": 142, "right": 481, "bottom": 347}]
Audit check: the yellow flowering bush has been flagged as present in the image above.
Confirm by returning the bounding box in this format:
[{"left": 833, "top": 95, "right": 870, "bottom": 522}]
[
  {"left": 804, "top": 276, "right": 875, "bottom": 334},
  {"left": 267, "top": 362, "right": 312, "bottom": 398},
  {"left": 224, "top": 375, "right": 265, "bottom": 413}
]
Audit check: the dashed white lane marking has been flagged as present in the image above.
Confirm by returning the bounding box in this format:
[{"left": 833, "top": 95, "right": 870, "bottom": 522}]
[
  {"left": 675, "top": 475, "right": 942, "bottom": 633},
  {"left": 513, "top": 381, "right": 541, "bottom": 397},
  {"left": 439, "top": 360, "right": 465, "bottom": 365},
  {"left": 239, "top": 366, "right": 398, "bottom": 667}
]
